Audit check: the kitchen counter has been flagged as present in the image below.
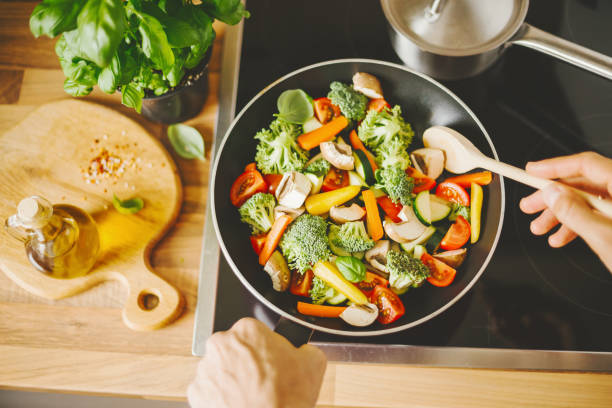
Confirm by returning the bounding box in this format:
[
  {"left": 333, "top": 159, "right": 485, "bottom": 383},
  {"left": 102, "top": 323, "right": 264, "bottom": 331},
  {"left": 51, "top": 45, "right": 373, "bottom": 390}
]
[{"left": 0, "top": 2, "right": 611, "bottom": 407}]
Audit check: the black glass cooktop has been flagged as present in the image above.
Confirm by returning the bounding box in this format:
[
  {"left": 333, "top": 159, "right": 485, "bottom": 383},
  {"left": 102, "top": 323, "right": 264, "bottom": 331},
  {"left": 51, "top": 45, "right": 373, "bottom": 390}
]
[{"left": 212, "top": 0, "right": 612, "bottom": 352}]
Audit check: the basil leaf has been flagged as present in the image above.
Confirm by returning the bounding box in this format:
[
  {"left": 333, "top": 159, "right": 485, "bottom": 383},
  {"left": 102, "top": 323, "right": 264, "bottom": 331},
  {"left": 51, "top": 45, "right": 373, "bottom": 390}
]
[
  {"left": 137, "top": 12, "right": 174, "bottom": 75},
  {"left": 335, "top": 256, "right": 366, "bottom": 283},
  {"left": 64, "top": 78, "right": 93, "bottom": 96},
  {"left": 121, "top": 83, "right": 144, "bottom": 113},
  {"left": 30, "top": 0, "right": 87, "bottom": 38},
  {"left": 276, "top": 89, "right": 314, "bottom": 124},
  {"left": 199, "top": 0, "right": 250, "bottom": 25},
  {"left": 165, "top": 49, "right": 186, "bottom": 87},
  {"left": 167, "top": 124, "right": 205, "bottom": 160},
  {"left": 65, "top": 60, "right": 98, "bottom": 85},
  {"left": 112, "top": 194, "right": 144, "bottom": 214},
  {"left": 182, "top": 7, "right": 215, "bottom": 69},
  {"left": 77, "top": 0, "right": 126, "bottom": 67},
  {"left": 98, "top": 53, "right": 120, "bottom": 93}
]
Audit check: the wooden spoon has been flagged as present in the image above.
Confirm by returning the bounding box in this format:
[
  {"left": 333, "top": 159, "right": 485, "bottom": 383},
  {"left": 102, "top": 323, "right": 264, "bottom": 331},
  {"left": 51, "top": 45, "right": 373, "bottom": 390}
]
[{"left": 423, "top": 126, "right": 612, "bottom": 218}]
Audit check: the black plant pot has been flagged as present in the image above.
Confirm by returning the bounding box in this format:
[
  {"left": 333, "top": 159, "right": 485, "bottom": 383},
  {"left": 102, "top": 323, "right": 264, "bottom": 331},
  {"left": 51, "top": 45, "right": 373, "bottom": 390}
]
[{"left": 141, "top": 47, "right": 212, "bottom": 124}]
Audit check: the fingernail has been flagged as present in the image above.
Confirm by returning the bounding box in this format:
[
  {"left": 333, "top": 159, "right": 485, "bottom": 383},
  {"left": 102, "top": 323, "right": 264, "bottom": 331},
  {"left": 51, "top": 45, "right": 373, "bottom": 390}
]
[{"left": 542, "top": 184, "right": 562, "bottom": 208}]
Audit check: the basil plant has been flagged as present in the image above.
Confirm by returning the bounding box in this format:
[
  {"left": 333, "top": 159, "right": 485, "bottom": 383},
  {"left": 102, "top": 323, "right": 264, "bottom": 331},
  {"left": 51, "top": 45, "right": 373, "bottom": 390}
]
[{"left": 30, "top": 0, "right": 249, "bottom": 112}]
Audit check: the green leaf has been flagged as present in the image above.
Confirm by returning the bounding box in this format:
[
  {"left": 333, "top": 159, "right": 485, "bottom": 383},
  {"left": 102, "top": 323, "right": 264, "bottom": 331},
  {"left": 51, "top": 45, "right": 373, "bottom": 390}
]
[
  {"left": 148, "top": 73, "right": 170, "bottom": 96},
  {"left": 137, "top": 12, "right": 175, "bottom": 75},
  {"left": 112, "top": 194, "right": 144, "bottom": 214},
  {"left": 167, "top": 124, "right": 205, "bottom": 160},
  {"left": 199, "top": 0, "right": 250, "bottom": 25},
  {"left": 165, "top": 48, "right": 186, "bottom": 87},
  {"left": 276, "top": 89, "right": 314, "bottom": 124},
  {"left": 64, "top": 78, "right": 93, "bottom": 96},
  {"left": 121, "top": 83, "right": 144, "bottom": 113},
  {"left": 181, "top": 6, "right": 215, "bottom": 69},
  {"left": 65, "top": 60, "right": 98, "bottom": 85},
  {"left": 30, "top": 0, "right": 87, "bottom": 38},
  {"left": 77, "top": 0, "right": 127, "bottom": 67},
  {"left": 335, "top": 256, "right": 366, "bottom": 283},
  {"left": 141, "top": 3, "right": 200, "bottom": 48},
  {"left": 97, "top": 53, "right": 120, "bottom": 93}
]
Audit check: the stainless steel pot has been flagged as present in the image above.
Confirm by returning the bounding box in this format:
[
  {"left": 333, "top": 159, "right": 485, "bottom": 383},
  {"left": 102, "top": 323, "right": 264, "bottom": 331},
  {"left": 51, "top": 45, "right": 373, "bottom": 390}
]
[{"left": 381, "top": 0, "right": 612, "bottom": 80}]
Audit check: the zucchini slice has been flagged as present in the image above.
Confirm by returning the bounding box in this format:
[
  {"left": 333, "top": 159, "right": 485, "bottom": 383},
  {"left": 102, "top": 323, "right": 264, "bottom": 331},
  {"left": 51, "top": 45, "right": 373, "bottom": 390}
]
[
  {"left": 430, "top": 195, "right": 451, "bottom": 222},
  {"left": 413, "top": 191, "right": 432, "bottom": 225},
  {"left": 348, "top": 170, "right": 368, "bottom": 187},
  {"left": 353, "top": 149, "right": 375, "bottom": 185},
  {"left": 327, "top": 292, "right": 348, "bottom": 305},
  {"left": 400, "top": 225, "right": 436, "bottom": 253}
]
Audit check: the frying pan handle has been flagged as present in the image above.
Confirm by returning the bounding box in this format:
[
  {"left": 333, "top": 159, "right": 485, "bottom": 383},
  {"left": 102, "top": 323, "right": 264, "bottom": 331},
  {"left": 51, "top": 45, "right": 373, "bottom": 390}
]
[
  {"left": 511, "top": 24, "right": 612, "bottom": 80},
  {"left": 274, "top": 316, "right": 314, "bottom": 347}
]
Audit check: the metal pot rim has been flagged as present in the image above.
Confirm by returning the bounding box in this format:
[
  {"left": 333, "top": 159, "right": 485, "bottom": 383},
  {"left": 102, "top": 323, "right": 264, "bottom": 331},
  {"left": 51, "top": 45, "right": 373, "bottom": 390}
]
[{"left": 210, "top": 58, "right": 506, "bottom": 336}]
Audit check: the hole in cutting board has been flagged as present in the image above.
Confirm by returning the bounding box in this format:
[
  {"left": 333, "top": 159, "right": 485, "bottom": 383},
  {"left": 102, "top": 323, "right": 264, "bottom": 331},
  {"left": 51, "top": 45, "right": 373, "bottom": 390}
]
[{"left": 138, "top": 291, "right": 159, "bottom": 310}]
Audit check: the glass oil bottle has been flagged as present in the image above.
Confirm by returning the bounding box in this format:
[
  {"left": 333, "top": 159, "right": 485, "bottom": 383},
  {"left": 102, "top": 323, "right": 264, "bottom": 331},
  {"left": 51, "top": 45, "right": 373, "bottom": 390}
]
[{"left": 5, "top": 196, "right": 100, "bottom": 279}]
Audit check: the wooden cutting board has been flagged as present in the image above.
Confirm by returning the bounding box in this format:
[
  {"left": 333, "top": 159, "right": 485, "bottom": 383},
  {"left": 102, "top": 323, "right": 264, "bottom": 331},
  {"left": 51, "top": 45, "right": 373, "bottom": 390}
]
[{"left": 0, "top": 99, "right": 184, "bottom": 330}]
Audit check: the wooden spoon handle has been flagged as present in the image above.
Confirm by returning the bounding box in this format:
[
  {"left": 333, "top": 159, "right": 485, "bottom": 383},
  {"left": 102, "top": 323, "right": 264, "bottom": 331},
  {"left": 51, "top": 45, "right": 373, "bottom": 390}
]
[{"left": 478, "top": 156, "right": 612, "bottom": 218}]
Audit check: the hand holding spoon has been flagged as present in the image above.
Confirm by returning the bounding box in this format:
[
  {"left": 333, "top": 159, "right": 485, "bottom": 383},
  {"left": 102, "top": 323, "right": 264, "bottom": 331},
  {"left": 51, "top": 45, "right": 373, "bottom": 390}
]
[{"left": 423, "top": 126, "right": 612, "bottom": 218}]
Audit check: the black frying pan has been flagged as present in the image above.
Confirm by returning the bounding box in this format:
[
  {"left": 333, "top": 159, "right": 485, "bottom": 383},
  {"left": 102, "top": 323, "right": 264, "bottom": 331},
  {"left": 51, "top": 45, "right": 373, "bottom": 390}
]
[{"left": 211, "top": 59, "right": 505, "bottom": 343}]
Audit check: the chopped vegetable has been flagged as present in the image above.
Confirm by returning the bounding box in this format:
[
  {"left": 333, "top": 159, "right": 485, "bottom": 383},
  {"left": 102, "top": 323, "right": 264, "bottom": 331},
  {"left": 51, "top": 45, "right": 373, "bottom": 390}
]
[
  {"left": 440, "top": 215, "right": 471, "bottom": 250},
  {"left": 405, "top": 166, "right": 436, "bottom": 193},
  {"left": 376, "top": 136, "right": 411, "bottom": 171},
  {"left": 321, "top": 168, "right": 349, "bottom": 192},
  {"left": 230, "top": 166, "right": 268, "bottom": 207},
  {"left": 290, "top": 269, "right": 314, "bottom": 297},
  {"left": 303, "top": 158, "right": 331, "bottom": 177},
  {"left": 276, "top": 89, "right": 314, "bottom": 124},
  {"left": 313, "top": 97, "right": 341, "bottom": 124},
  {"left": 362, "top": 189, "right": 384, "bottom": 241},
  {"left": 279, "top": 214, "right": 331, "bottom": 273},
  {"left": 349, "top": 130, "right": 378, "bottom": 174},
  {"left": 238, "top": 192, "right": 276, "bottom": 234},
  {"left": 422, "top": 253, "right": 457, "bottom": 287},
  {"left": 304, "top": 185, "right": 361, "bottom": 215},
  {"left": 356, "top": 272, "right": 389, "bottom": 297},
  {"left": 429, "top": 195, "right": 452, "bottom": 222},
  {"left": 386, "top": 250, "right": 430, "bottom": 291},
  {"left": 410, "top": 148, "right": 445, "bottom": 180},
  {"left": 328, "top": 224, "right": 351, "bottom": 257},
  {"left": 340, "top": 303, "right": 379, "bottom": 327},
  {"left": 376, "top": 196, "right": 402, "bottom": 223},
  {"left": 444, "top": 171, "right": 492, "bottom": 188},
  {"left": 330, "top": 221, "right": 375, "bottom": 253},
  {"left": 399, "top": 225, "right": 436, "bottom": 253},
  {"left": 112, "top": 195, "right": 144, "bottom": 215},
  {"left": 309, "top": 276, "right": 341, "bottom": 304},
  {"left": 259, "top": 214, "right": 292, "bottom": 265},
  {"left": 255, "top": 118, "right": 309, "bottom": 174},
  {"left": 312, "top": 261, "right": 368, "bottom": 304},
  {"left": 249, "top": 233, "right": 267, "bottom": 255},
  {"left": 327, "top": 81, "right": 368, "bottom": 121},
  {"left": 470, "top": 182, "right": 483, "bottom": 244},
  {"left": 448, "top": 202, "right": 470, "bottom": 222},
  {"left": 297, "top": 116, "right": 349, "bottom": 150},
  {"left": 264, "top": 250, "right": 291, "bottom": 291},
  {"left": 371, "top": 285, "right": 405, "bottom": 324},
  {"left": 412, "top": 191, "right": 432, "bottom": 225},
  {"left": 367, "top": 98, "right": 390, "bottom": 112},
  {"left": 263, "top": 173, "right": 284, "bottom": 195},
  {"left": 335, "top": 256, "right": 366, "bottom": 283},
  {"left": 297, "top": 301, "right": 347, "bottom": 318},
  {"left": 436, "top": 181, "right": 470, "bottom": 206},
  {"left": 375, "top": 165, "right": 414, "bottom": 206},
  {"left": 358, "top": 105, "right": 414, "bottom": 152},
  {"left": 433, "top": 248, "right": 467, "bottom": 269}
]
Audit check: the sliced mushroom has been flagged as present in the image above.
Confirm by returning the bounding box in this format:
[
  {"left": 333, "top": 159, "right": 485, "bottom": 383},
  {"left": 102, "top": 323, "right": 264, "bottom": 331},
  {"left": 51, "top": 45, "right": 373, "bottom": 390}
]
[
  {"left": 340, "top": 302, "right": 379, "bottom": 327},
  {"left": 275, "top": 171, "right": 312, "bottom": 209},
  {"left": 433, "top": 248, "right": 467, "bottom": 269},
  {"left": 352, "top": 72, "right": 383, "bottom": 99},
  {"left": 264, "top": 251, "right": 291, "bottom": 291},
  {"left": 320, "top": 141, "right": 354, "bottom": 170},
  {"left": 274, "top": 205, "right": 305, "bottom": 220},
  {"left": 384, "top": 217, "right": 428, "bottom": 243},
  {"left": 410, "top": 148, "right": 445, "bottom": 180},
  {"left": 365, "top": 240, "right": 390, "bottom": 272},
  {"left": 329, "top": 204, "right": 366, "bottom": 224}
]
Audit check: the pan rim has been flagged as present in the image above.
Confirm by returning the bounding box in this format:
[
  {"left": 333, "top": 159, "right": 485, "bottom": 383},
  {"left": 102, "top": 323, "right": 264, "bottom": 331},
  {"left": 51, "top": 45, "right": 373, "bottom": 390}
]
[{"left": 210, "top": 58, "right": 506, "bottom": 336}]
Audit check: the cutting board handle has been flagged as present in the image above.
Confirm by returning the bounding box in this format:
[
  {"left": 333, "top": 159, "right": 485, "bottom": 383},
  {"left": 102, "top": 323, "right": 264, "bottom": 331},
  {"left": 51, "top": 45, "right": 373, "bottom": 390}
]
[{"left": 122, "top": 262, "right": 185, "bottom": 331}]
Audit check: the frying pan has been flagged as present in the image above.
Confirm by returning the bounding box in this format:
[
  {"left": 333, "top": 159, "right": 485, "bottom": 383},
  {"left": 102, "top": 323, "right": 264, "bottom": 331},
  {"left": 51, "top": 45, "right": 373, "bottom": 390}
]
[{"left": 211, "top": 59, "right": 505, "bottom": 344}]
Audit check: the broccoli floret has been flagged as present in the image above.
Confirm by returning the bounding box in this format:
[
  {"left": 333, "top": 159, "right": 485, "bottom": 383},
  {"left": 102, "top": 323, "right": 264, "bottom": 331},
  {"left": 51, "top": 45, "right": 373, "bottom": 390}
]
[
  {"left": 357, "top": 105, "right": 414, "bottom": 151},
  {"left": 376, "top": 136, "right": 411, "bottom": 170},
  {"left": 254, "top": 118, "right": 309, "bottom": 174},
  {"left": 280, "top": 214, "right": 331, "bottom": 274},
  {"left": 238, "top": 193, "right": 276, "bottom": 234},
  {"left": 449, "top": 203, "right": 470, "bottom": 222},
  {"left": 386, "top": 250, "right": 430, "bottom": 291},
  {"left": 303, "top": 158, "right": 331, "bottom": 177},
  {"left": 327, "top": 81, "right": 368, "bottom": 121},
  {"left": 309, "top": 276, "right": 338, "bottom": 305},
  {"left": 374, "top": 165, "right": 414, "bottom": 206},
  {"left": 330, "top": 221, "right": 375, "bottom": 253}
]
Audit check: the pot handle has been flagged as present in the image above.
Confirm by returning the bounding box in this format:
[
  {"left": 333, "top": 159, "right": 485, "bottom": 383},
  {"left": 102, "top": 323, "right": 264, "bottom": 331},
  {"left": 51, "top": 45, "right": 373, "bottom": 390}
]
[
  {"left": 274, "top": 316, "right": 314, "bottom": 347},
  {"left": 510, "top": 24, "right": 612, "bottom": 80}
]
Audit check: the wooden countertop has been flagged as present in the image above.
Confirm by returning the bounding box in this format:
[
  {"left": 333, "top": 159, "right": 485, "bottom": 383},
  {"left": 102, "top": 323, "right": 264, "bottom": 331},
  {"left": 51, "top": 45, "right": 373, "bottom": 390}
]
[{"left": 1, "top": 2, "right": 611, "bottom": 407}]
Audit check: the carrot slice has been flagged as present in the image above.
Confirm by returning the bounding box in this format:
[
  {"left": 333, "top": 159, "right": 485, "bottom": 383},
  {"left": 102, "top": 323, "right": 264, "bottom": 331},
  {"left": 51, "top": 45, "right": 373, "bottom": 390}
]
[
  {"left": 362, "top": 189, "right": 384, "bottom": 241},
  {"left": 259, "top": 214, "right": 292, "bottom": 265},
  {"left": 297, "top": 116, "right": 349, "bottom": 150},
  {"left": 367, "top": 98, "right": 390, "bottom": 112},
  {"left": 444, "top": 171, "right": 492, "bottom": 188},
  {"left": 297, "top": 301, "right": 347, "bottom": 318},
  {"left": 349, "top": 130, "right": 378, "bottom": 172}
]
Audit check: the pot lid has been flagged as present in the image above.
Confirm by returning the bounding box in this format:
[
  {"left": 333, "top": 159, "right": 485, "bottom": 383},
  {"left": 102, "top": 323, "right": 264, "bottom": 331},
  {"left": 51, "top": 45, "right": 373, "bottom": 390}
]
[{"left": 381, "top": 0, "right": 529, "bottom": 56}]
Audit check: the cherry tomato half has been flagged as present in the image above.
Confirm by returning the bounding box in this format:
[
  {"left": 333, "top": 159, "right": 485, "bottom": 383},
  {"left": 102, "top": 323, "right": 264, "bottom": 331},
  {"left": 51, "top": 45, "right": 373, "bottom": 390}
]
[
  {"left": 290, "top": 270, "right": 314, "bottom": 297},
  {"left": 263, "top": 173, "right": 284, "bottom": 195},
  {"left": 436, "top": 181, "right": 470, "bottom": 206},
  {"left": 440, "top": 215, "right": 471, "bottom": 250},
  {"left": 405, "top": 166, "right": 436, "bottom": 193},
  {"left": 371, "top": 285, "right": 405, "bottom": 324},
  {"left": 244, "top": 162, "right": 257, "bottom": 172},
  {"left": 321, "top": 168, "right": 349, "bottom": 192},
  {"left": 376, "top": 196, "right": 402, "bottom": 223},
  {"left": 357, "top": 271, "right": 389, "bottom": 297},
  {"left": 313, "top": 97, "right": 341, "bottom": 124},
  {"left": 230, "top": 168, "right": 268, "bottom": 207},
  {"left": 421, "top": 253, "right": 457, "bottom": 287},
  {"left": 249, "top": 233, "right": 267, "bottom": 255},
  {"left": 368, "top": 98, "right": 390, "bottom": 112}
]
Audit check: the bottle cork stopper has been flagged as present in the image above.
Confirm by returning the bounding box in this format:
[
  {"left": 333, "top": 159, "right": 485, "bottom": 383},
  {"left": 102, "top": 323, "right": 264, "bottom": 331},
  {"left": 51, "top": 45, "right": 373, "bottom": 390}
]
[{"left": 17, "top": 197, "right": 42, "bottom": 220}]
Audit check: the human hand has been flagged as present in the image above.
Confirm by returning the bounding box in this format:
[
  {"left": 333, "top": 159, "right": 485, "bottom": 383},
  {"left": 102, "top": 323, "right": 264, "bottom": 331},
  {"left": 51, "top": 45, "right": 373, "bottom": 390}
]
[
  {"left": 188, "top": 317, "right": 327, "bottom": 408},
  {"left": 519, "top": 151, "right": 612, "bottom": 272}
]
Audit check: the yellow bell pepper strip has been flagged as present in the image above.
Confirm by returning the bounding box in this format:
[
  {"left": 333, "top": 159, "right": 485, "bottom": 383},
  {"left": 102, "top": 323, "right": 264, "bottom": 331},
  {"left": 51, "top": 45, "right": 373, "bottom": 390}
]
[
  {"left": 312, "top": 261, "right": 368, "bottom": 304},
  {"left": 470, "top": 182, "right": 483, "bottom": 244},
  {"left": 305, "top": 185, "right": 361, "bottom": 215},
  {"left": 362, "top": 189, "right": 383, "bottom": 241}
]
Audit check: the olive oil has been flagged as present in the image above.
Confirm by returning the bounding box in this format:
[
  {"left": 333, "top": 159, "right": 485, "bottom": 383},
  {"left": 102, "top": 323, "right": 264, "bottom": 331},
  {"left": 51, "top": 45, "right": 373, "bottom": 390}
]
[{"left": 5, "top": 196, "right": 99, "bottom": 279}]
